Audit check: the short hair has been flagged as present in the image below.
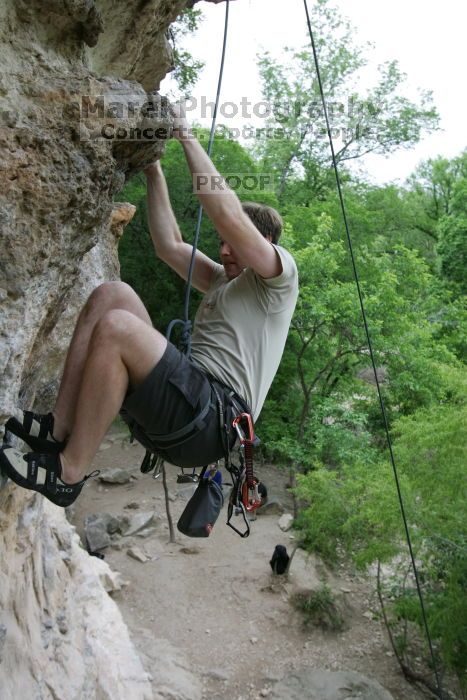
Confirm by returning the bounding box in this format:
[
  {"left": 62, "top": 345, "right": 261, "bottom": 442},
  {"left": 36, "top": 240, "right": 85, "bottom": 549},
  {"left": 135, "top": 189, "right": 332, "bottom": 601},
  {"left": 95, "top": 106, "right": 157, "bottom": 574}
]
[{"left": 241, "top": 201, "right": 282, "bottom": 244}]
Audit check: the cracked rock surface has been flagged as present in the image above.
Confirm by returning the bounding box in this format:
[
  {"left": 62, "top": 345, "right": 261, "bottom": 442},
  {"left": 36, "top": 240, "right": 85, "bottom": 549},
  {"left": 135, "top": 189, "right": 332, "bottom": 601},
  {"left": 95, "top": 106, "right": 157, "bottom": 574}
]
[{"left": 0, "top": 1, "right": 191, "bottom": 697}]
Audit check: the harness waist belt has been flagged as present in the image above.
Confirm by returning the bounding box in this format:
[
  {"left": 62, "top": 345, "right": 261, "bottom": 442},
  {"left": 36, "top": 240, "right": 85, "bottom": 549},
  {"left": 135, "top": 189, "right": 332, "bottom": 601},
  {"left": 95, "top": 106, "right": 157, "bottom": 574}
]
[
  {"left": 144, "top": 379, "right": 248, "bottom": 451},
  {"left": 148, "top": 396, "right": 213, "bottom": 446}
]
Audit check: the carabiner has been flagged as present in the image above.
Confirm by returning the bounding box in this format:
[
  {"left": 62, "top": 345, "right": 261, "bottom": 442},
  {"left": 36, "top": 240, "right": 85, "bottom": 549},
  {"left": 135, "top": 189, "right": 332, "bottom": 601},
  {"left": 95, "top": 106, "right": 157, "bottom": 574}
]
[
  {"left": 241, "top": 476, "right": 262, "bottom": 512},
  {"left": 233, "top": 413, "right": 255, "bottom": 443}
]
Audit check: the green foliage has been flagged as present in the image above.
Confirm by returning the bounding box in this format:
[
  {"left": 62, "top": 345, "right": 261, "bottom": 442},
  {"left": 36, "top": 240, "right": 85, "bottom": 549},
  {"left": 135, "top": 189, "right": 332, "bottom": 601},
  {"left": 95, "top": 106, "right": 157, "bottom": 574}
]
[
  {"left": 291, "top": 584, "right": 345, "bottom": 631},
  {"left": 437, "top": 177, "right": 467, "bottom": 294},
  {"left": 295, "top": 370, "right": 467, "bottom": 687},
  {"left": 406, "top": 151, "right": 467, "bottom": 228},
  {"left": 389, "top": 388, "right": 467, "bottom": 692},
  {"left": 403, "top": 151, "right": 467, "bottom": 279},
  {"left": 391, "top": 375, "right": 467, "bottom": 548},
  {"left": 259, "top": 203, "right": 457, "bottom": 470},
  {"left": 431, "top": 293, "right": 467, "bottom": 362},
  {"left": 167, "top": 8, "right": 205, "bottom": 94},
  {"left": 295, "top": 459, "right": 405, "bottom": 567}
]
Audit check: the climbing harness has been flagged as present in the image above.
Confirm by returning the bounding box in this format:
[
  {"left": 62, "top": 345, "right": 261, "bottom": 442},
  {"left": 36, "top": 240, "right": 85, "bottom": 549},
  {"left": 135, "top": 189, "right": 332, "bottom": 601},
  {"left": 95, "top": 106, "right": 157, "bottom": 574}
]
[{"left": 302, "top": 1, "right": 443, "bottom": 696}]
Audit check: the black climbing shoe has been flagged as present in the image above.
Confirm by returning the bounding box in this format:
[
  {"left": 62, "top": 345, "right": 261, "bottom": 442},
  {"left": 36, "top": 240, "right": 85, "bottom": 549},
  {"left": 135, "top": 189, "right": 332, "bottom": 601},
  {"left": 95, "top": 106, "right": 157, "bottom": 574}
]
[
  {"left": 4, "top": 411, "right": 65, "bottom": 454},
  {"left": 0, "top": 446, "right": 96, "bottom": 507}
]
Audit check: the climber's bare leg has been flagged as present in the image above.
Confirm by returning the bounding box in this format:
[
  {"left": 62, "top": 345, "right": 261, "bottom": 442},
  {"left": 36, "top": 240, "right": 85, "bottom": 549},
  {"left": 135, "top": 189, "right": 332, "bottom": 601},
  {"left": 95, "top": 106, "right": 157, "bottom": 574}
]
[
  {"left": 60, "top": 309, "right": 167, "bottom": 484},
  {"left": 53, "top": 282, "right": 152, "bottom": 441}
]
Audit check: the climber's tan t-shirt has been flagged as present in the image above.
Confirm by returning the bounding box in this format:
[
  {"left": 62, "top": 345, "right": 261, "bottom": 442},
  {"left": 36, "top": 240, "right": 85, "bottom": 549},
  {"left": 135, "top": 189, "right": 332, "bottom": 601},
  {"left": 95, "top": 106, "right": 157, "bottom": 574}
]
[{"left": 191, "top": 245, "right": 299, "bottom": 420}]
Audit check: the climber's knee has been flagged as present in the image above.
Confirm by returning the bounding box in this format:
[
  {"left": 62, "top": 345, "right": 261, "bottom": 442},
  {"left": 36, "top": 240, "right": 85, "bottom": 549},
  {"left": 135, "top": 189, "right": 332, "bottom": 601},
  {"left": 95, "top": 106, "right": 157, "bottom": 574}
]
[
  {"left": 80, "top": 281, "right": 152, "bottom": 327},
  {"left": 90, "top": 308, "right": 134, "bottom": 349},
  {"left": 85, "top": 281, "right": 134, "bottom": 313}
]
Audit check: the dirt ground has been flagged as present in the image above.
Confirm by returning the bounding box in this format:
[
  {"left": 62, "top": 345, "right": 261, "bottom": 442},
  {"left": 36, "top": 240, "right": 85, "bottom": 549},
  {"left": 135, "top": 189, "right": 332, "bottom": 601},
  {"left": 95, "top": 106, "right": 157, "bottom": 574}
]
[{"left": 70, "top": 429, "right": 430, "bottom": 700}]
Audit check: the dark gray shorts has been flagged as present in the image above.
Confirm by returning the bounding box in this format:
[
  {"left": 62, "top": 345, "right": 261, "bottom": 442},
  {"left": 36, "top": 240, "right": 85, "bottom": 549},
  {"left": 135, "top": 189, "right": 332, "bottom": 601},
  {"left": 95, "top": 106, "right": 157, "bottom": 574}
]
[{"left": 120, "top": 342, "right": 249, "bottom": 469}]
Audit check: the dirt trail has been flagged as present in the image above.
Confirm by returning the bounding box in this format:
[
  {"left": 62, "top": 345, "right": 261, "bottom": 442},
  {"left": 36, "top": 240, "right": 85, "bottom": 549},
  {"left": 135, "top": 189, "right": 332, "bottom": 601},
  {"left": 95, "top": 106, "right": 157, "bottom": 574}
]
[{"left": 70, "top": 430, "right": 427, "bottom": 700}]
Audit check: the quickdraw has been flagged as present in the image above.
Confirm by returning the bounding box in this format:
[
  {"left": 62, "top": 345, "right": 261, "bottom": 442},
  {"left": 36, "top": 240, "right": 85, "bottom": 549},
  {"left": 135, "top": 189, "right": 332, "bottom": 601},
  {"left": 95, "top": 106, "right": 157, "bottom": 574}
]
[
  {"left": 226, "top": 411, "right": 263, "bottom": 538},
  {"left": 233, "top": 413, "right": 262, "bottom": 512}
]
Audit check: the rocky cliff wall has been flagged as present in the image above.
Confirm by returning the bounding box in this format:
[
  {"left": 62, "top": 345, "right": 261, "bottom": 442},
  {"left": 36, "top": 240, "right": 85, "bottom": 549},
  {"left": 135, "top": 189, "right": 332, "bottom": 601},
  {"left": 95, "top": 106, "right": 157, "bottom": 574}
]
[
  {"left": 0, "top": 0, "right": 185, "bottom": 417},
  {"left": 0, "top": 1, "right": 195, "bottom": 697},
  {"left": 0, "top": 489, "right": 153, "bottom": 699}
]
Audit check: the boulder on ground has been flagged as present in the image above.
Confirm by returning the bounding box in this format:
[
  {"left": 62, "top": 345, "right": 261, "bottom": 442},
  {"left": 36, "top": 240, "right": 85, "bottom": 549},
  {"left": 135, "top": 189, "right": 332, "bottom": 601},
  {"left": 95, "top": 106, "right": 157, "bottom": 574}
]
[
  {"left": 98, "top": 468, "right": 132, "bottom": 484},
  {"left": 278, "top": 513, "right": 294, "bottom": 531},
  {"left": 84, "top": 512, "right": 129, "bottom": 551},
  {"left": 256, "top": 499, "right": 285, "bottom": 516},
  {"left": 124, "top": 510, "right": 158, "bottom": 536},
  {"left": 150, "top": 638, "right": 202, "bottom": 700},
  {"left": 270, "top": 668, "right": 394, "bottom": 700}
]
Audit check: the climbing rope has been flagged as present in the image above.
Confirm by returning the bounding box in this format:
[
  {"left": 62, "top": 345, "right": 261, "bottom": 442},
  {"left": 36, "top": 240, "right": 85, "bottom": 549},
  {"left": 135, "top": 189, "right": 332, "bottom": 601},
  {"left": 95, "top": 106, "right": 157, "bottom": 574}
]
[
  {"left": 166, "top": 0, "right": 230, "bottom": 355},
  {"left": 302, "top": 1, "right": 443, "bottom": 697}
]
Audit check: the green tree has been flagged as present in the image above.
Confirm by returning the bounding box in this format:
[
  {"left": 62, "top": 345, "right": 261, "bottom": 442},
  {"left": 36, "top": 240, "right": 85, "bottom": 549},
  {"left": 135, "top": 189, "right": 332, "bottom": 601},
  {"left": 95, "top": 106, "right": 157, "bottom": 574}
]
[
  {"left": 437, "top": 176, "right": 467, "bottom": 294},
  {"left": 294, "top": 366, "right": 467, "bottom": 693},
  {"left": 253, "top": 0, "right": 439, "bottom": 203},
  {"left": 167, "top": 8, "right": 205, "bottom": 94},
  {"left": 406, "top": 151, "right": 467, "bottom": 242},
  {"left": 259, "top": 204, "right": 455, "bottom": 466}
]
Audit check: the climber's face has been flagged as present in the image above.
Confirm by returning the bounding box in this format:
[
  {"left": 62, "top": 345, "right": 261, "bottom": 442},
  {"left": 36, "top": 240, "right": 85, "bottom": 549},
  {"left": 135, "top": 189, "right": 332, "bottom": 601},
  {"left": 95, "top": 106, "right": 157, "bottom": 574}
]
[{"left": 219, "top": 239, "right": 246, "bottom": 280}]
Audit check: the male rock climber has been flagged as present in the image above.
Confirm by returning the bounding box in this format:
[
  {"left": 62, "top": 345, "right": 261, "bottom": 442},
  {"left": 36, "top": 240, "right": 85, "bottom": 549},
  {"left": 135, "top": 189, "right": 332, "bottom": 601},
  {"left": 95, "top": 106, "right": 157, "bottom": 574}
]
[{"left": 0, "top": 107, "right": 298, "bottom": 507}]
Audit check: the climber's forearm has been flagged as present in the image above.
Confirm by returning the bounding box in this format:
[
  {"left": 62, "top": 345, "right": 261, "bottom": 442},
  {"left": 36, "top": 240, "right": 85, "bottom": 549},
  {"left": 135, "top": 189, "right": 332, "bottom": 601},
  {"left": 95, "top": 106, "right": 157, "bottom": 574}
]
[
  {"left": 145, "top": 162, "right": 183, "bottom": 257},
  {"left": 144, "top": 161, "right": 216, "bottom": 291},
  {"left": 178, "top": 135, "right": 244, "bottom": 226}
]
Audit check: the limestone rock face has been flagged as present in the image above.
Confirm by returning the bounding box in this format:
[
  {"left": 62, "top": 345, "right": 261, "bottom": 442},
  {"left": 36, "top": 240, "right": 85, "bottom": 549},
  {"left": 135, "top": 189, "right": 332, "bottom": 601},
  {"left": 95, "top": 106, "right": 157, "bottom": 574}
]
[
  {"left": 0, "top": 491, "right": 152, "bottom": 699},
  {"left": 88, "top": 0, "right": 187, "bottom": 91},
  {"left": 27, "top": 201, "right": 137, "bottom": 409},
  {"left": 0, "top": 1, "right": 195, "bottom": 697},
  {"left": 0, "top": 0, "right": 181, "bottom": 419}
]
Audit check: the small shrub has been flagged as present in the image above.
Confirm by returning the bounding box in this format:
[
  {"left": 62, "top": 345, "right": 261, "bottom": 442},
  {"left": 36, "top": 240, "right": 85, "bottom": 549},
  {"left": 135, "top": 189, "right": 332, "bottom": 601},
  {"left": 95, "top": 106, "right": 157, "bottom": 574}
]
[{"left": 291, "top": 584, "right": 345, "bottom": 632}]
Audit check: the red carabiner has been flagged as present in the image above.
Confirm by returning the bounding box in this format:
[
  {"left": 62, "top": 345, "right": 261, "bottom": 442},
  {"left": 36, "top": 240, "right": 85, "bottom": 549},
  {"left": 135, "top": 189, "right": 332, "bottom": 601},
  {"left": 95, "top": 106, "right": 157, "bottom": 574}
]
[
  {"left": 232, "top": 413, "right": 262, "bottom": 512},
  {"left": 241, "top": 476, "right": 262, "bottom": 512},
  {"left": 232, "top": 413, "right": 255, "bottom": 442}
]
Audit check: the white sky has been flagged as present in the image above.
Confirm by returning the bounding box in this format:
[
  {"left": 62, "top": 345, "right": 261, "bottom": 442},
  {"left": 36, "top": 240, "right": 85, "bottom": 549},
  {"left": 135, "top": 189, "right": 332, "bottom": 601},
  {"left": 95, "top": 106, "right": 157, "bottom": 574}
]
[{"left": 161, "top": 0, "right": 466, "bottom": 185}]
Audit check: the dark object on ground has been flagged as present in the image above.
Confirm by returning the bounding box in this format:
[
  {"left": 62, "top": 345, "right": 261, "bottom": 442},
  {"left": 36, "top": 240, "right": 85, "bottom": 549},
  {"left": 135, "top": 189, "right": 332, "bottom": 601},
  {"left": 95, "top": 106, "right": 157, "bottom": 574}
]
[
  {"left": 258, "top": 481, "right": 268, "bottom": 503},
  {"left": 270, "top": 544, "right": 289, "bottom": 575},
  {"left": 87, "top": 548, "right": 105, "bottom": 560}
]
